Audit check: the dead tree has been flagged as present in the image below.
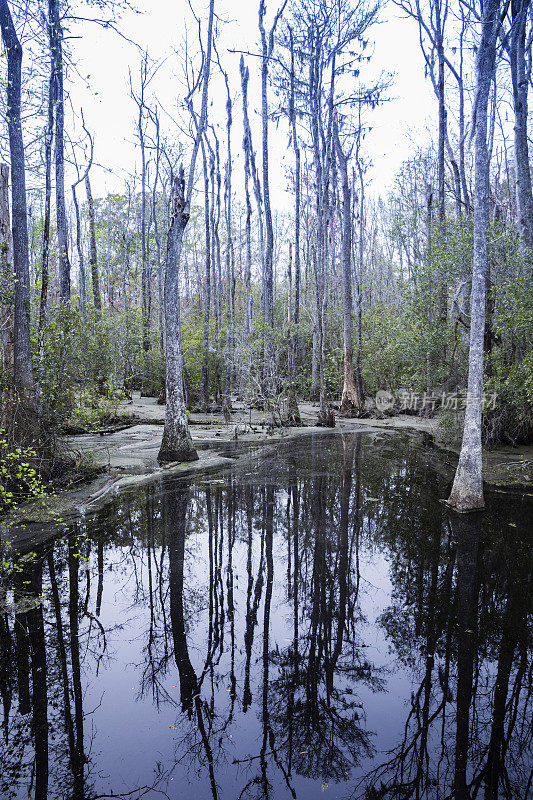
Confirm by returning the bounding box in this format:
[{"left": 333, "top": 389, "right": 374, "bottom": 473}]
[
  {"left": 240, "top": 56, "right": 253, "bottom": 337},
  {"left": 198, "top": 136, "right": 211, "bottom": 411},
  {"left": 49, "top": 0, "right": 71, "bottom": 301},
  {"left": 334, "top": 116, "right": 364, "bottom": 416},
  {"left": 258, "top": 0, "right": 287, "bottom": 390},
  {"left": 0, "top": 0, "right": 39, "bottom": 442},
  {"left": 85, "top": 171, "right": 101, "bottom": 312},
  {"left": 130, "top": 53, "right": 153, "bottom": 353},
  {"left": 221, "top": 65, "right": 235, "bottom": 416},
  {"left": 505, "top": 0, "right": 533, "bottom": 256},
  {"left": 158, "top": 0, "right": 215, "bottom": 463},
  {"left": 447, "top": 0, "right": 501, "bottom": 511},
  {"left": 38, "top": 74, "right": 54, "bottom": 335}
]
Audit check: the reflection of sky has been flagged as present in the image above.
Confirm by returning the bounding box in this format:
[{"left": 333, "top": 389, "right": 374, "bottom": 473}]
[
  {"left": 74, "top": 440, "right": 424, "bottom": 799},
  {"left": 85, "top": 517, "right": 408, "bottom": 799},
  {"left": 7, "top": 431, "right": 532, "bottom": 799}
]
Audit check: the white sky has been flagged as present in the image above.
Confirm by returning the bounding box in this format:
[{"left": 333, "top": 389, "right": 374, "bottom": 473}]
[{"left": 66, "top": 0, "right": 436, "bottom": 203}]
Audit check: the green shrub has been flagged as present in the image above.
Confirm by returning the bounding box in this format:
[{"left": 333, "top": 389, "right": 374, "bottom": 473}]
[{"left": 0, "top": 432, "right": 48, "bottom": 513}]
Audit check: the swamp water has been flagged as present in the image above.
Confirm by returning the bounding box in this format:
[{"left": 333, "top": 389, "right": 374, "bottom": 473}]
[{"left": 0, "top": 431, "right": 532, "bottom": 799}]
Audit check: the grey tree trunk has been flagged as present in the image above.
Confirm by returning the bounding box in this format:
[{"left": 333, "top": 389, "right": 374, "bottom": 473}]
[
  {"left": 159, "top": 0, "right": 215, "bottom": 462},
  {"left": 335, "top": 118, "right": 363, "bottom": 416},
  {"left": 39, "top": 76, "right": 53, "bottom": 335},
  {"left": 508, "top": 0, "right": 533, "bottom": 255},
  {"left": 85, "top": 173, "right": 101, "bottom": 311},
  {"left": 258, "top": 0, "right": 286, "bottom": 390},
  {"left": 354, "top": 160, "right": 365, "bottom": 407},
  {"left": 240, "top": 57, "right": 253, "bottom": 337},
  {"left": 0, "top": 162, "right": 14, "bottom": 429},
  {"left": 0, "top": 1, "right": 38, "bottom": 444},
  {"left": 149, "top": 107, "right": 164, "bottom": 357},
  {"left": 447, "top": 0, "right": 501, "bottom": 512},
  {"left": 71, "top": 184, "right": 86, "bottom": 322},
  {"left": 222, "top": 71, "right": 235, "bottom": 416},
  {"left": 286, "top": 28, "right": 301, "bottom": 423},
  {"left": 132, "top": 55, "right": 152, "bottom": 353},
  {"left": 199, "top": 138, "right": 211, "bottom": 410},
  {"left": 49, "top": 0, "right": 71, "bottom": 301},
  {"left": 158, "top": 170, "right": 198, "bottom": 463}
]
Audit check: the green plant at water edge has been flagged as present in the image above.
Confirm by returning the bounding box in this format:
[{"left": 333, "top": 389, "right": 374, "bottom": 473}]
[
  {"left": 0, "top": 432, "right": 48, "bottom": 513},
  {"left": 68, "top": 387, "right": 131, "bottom": 431}
]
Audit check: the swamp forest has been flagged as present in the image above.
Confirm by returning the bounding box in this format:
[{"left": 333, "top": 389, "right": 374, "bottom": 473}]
[{"left": 0, "top": 0, "right": 532, "bottom": 798}]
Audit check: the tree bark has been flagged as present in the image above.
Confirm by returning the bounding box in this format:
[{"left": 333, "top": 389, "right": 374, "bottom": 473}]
[
  {"left": 240, "top": 56, "right": 253, "bottom": 338},
  {"left": 258, "top": 0, "right": 286, "bottom": 390},
  {"left": 335, "top": 117, "right": 364, "bottom": 416},
  {"left": 71, "top": 183, "right": 86, "bottom": 322},
  {"left": 38, "top": 75, "right": 53, "bottom": 335},
  {"left": 0, "top": 1, "right": 38, "bottom": 444},
  {"left": 199, "top": 137, "right": 211, "bottom": 410},
  {"left": 49, "top": 0, "right": 71, "bottom": 301},
  {"left": 159, "top": 0, "right": 215, "bottom": 462},
  {"left": 447, "top": 0, "right": 501, "bottom": 511},
  {"left": 222, "top": 70, "right": 235, "bottom": 417},
  {"left": 0, "top": 162, "right": 14, "bottom": 430},
  {"left": 508, "top": 0, "right": 533, "bottom": 255},
  {"left": 85, "top": 172, "right": 101, "bottom": 311},
  {"left": 158, "top": 170, "right": 198, "bottom": 463}
]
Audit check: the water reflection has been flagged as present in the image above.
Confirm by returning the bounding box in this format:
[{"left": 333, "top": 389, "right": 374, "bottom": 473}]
[{"left": 0, "top": 432, "right": 531, "bottom": 799}]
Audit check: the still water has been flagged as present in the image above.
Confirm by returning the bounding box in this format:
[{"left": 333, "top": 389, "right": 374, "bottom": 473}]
[{"left": 0, "top": 431, "right": 532, "bottom": 799}]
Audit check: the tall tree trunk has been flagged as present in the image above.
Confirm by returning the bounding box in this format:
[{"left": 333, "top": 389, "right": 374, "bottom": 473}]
[
  {"left": 159, "top": 0, "right": 214, "bottom": 462},
  {"left": 39, "top": 76, "right": 53, "bottom": 335},
  {"left": 158, "top": 170, "right": 198, "bottom": 463},
  {"left": 199, "top": 138, "right": 211, "bottom": 410},
  {"left": 85, "top": 173, "right": 101, "bottom": 311},
  {"left": 71, "top": 184, "right": 87, "bottom": 322},
  {"left": 0, "top": 163, "right": 14, "bottom": 431},
  {"left": 509, "top": 0, "right": 533, "bottom": 256},
  {"left": 258, "top": 0, "right": 286, "bottom": 391},
  {"left": 354, "top": 160, "right": 365, "bottom": 407},
  {"left": 150, "top": 112, "right": 164, "bottom": 358},
  {"left": 49, "top": 0, "right": 71, "bottom": 301},
  {"left": 285, "top": 28, "right": 301, "bottom": 423},
  {"left": 0, "top": 1, "right": 38, "bottom": 444},
  {"left": 135, "top": 55, "right": 151, "bottom": 353},
  {"left": 335, "top": 118, "right": 363, "bottom": 416},
  {"left": 240, "top": 57, "right": 253, "bottom": 338},
  {"left": 447, "top": 0, "right": 501, "bottom": 511},
  {"left": 222, "top": 71, "right": 235, "bottom": 417}
]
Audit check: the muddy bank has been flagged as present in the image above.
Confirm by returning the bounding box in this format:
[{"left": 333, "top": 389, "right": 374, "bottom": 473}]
[{"left": 1, "top": 395, "right": 531, "bottom": 545}]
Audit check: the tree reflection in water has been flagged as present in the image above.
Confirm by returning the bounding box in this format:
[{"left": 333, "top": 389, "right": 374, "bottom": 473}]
[{"left": 0, "top": 431, "right": 531, "bottom": 800}]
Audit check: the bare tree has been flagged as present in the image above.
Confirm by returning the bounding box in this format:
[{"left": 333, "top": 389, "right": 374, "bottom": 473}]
[
  {"left": 49, "top": 0, "right": 71, "bottom": 301},
  {"left": 198, "top": 136, "right": 211, "bottom": 410},
  {"left": 0, "top": 0, "right": 39, "bottom": 443},
  {"left": 259, "top": 0, "right": 287, "bottom": 390},
  {"left": 505, "top": 0, "right": 533, "bottom": 257},
  {"left": 240, "top": 56, "right": 253, "bottom": 338},
  {"left": 38, "top": 74, "right": 54, "bottom": 335},
  {"left": 158, "top": 0, "right": 215, "bottom": 463},
  {"left": 447, "top": 0, "right": 502, "bottom": 511},
  {"left": 334, "top": 116, "right": 364, "bottom": 415}
]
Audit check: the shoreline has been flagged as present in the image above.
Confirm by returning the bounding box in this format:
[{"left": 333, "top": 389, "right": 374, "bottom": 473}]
[{"left": 1, "top": 396, "right": 531, "bottom": 548}]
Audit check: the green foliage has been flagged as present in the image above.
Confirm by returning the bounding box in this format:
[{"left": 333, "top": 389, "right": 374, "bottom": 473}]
[
  {"left": 484, "top": 275, "right": 533, "bottom": 443},
  {"left": 361, "top": 302, "right": 452, "bottom": 395},
  {"left": 0, "top": 432, "right": 48, "bottom": 513},
  {"left": 68, "top": 386, "right": 131, "bottom": 431}
]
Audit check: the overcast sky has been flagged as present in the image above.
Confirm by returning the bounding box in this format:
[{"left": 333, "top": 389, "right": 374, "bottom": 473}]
[{"left": 67, "top": 0, "right": 436, "bottom": 204}]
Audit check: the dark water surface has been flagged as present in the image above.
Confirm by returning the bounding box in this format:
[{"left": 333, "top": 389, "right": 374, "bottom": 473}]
[{"left": 1, "top": 431, "right": 532, "bottom": 800}]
